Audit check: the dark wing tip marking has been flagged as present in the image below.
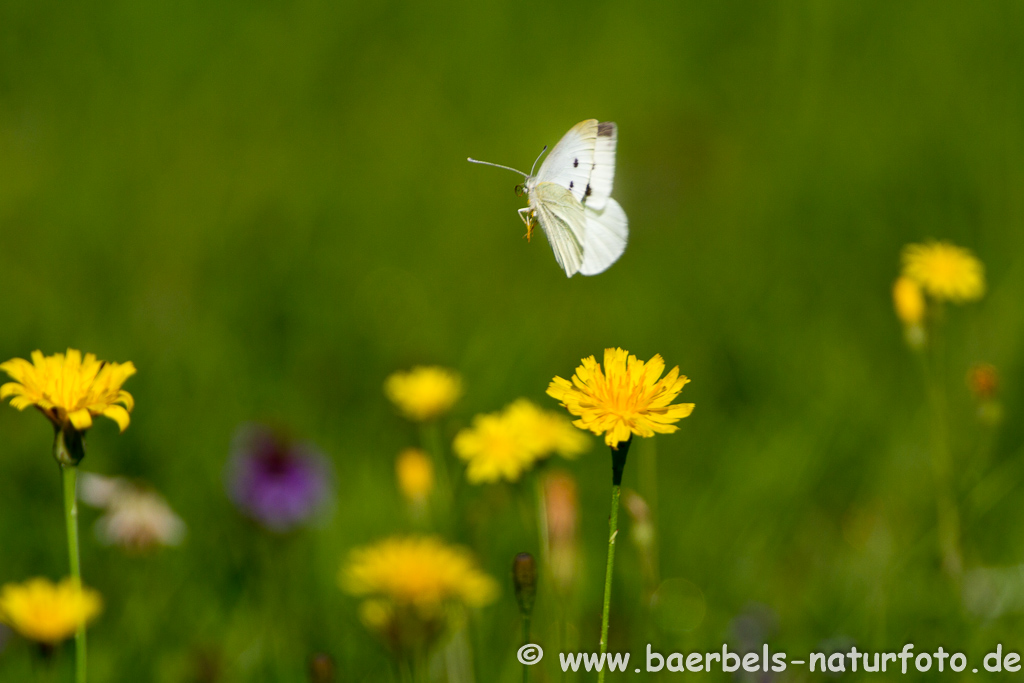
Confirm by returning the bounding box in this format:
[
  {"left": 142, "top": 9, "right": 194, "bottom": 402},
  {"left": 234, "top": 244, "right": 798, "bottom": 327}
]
[
  {"left": 569, "top": 181, "right": 574, "bottom": 189},
  {"left": 584, "top": 184, "right": 592, "bottom": 197},
  {"left": 598, "top": 122, "right": 616, "bottom": 137},
  {"left": 573, "top": 158, "right": 579, "bottom": 167}
]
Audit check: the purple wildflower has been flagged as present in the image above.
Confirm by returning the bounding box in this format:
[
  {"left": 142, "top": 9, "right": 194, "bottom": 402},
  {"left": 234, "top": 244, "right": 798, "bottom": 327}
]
[{"left": 226, "top": 423, "right": 332, "bottom": 532}]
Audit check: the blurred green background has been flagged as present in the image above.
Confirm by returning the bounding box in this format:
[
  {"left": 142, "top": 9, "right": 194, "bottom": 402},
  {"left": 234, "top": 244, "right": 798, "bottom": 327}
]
[{"left": 2, "top": 0, "right": 1024, "bottom": 680}]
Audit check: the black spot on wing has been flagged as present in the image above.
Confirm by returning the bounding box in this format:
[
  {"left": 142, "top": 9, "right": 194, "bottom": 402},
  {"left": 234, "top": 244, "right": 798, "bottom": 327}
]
[
  {"left": 598, "top": 122, "right": 615, "bottom": 137},
  {"left": 573, "top": 158, "right": 578, "bottom": 167},
  {"left": 569, "top": 181, "right": 574, "bottom": 189},
  {"left": 585, "top": 184, "right": 592, "bottom": 197}
]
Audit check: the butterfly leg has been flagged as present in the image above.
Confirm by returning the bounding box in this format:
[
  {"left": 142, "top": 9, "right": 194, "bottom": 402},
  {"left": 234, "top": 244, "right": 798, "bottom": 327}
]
[{"left": 517, "top": 207, "right": 535, "bottom": 242}]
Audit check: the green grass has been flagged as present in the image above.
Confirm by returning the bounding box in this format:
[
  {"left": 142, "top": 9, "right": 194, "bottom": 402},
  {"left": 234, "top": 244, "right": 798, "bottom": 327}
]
[{"left": 2, "top": 0, "right": 1024, "bottom": 680}]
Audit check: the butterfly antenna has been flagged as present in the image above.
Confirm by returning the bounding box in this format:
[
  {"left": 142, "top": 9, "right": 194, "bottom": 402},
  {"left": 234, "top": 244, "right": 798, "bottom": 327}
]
[
  {"left": 467, "top": 158, "right": 529, "bottom": 178},
  {"left": 528, "top": 145, "right": 547, "bottom": 177}
]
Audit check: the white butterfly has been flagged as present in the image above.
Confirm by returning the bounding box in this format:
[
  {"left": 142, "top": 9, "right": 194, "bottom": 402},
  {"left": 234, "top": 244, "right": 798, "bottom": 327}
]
[{"left": 469, "top": 119, "right": 628, "bottom": 277}]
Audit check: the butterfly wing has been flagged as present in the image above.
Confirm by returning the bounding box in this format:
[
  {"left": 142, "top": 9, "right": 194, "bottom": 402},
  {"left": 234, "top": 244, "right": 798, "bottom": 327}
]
[
  {"left": 535, "top": 119, "right": 598, "bottom": 204},
  {"left": 583, "top": 122, "right": 617, "bottom": 211},
  {"left": 579, "top": 197, "right": 628, "bottom": 276},
  {"left": 530, "top": 181, "right": 587, "bottom": 277}
]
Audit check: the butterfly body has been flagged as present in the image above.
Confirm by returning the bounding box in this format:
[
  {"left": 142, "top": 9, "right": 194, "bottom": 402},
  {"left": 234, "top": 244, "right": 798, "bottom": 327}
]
[{"left": 470, "top": 119, "right": 629, "bottom": 277}]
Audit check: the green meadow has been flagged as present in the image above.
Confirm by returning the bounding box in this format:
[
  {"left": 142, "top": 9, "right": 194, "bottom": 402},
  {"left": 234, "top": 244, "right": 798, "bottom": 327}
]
[{"left": 2, "top": 0, "right": 1024, "bottom": 680}]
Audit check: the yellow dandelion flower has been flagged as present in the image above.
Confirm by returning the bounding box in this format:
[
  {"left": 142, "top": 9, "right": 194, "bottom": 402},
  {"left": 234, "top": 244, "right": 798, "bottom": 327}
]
[
  {"left": 892, "top": 276, "right": 926, "bottom": 326},
  {"left": 453, "top": 411, "right": 535, "bottom": 484},
  {"left": 901, "top": 241, "right": 985, "bottom": 302},
  {"left": 341, "top": 536, "right": 497, "bottom": 615},
  {"left": 0, "top": 578, "right": 102, "bottom": 644},
  {"left": 384, "top": 366, "right": 462, "bottom": 422},
  {"left": 454, "top": 400, "right": 590, "bottom": 484},
  {"left": 0, "top": 349, "right": 136, "bottom": 433},
  {"left": 547, "top": 348, "right": 694, "bottom": 448},
  {"left": 395, "top": 448, "right": 434, "bottom": 503},
  {"left": 504, "top": 398, "right": 590, "bottom": 459}
]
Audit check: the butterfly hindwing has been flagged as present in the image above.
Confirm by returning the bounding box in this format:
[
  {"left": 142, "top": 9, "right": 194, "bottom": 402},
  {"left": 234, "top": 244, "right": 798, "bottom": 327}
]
[
  {"left": 535, "top": 119, "right": 598, "bottom": 204},
  {"left": 530, "top": 181, "right": 587, "bottom": 277},
  {"left": 579, "top": 197, "right": 628, "bottom": 276}
]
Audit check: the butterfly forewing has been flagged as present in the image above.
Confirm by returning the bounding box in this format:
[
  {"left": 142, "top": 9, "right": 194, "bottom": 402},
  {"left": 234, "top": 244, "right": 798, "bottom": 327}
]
[
  {"left": 529, "top": 182, "right": 587, "bottom": 277},
  {"left": 535, "top": 119, "right": 598, "bottom": 204},
  {"left": 583, "top": 122, "right": 617, "bottom": 211}
]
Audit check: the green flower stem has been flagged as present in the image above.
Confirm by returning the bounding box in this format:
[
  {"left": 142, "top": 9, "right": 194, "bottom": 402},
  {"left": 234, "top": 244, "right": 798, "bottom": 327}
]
[
  {"left": 443, "top": 627, "right": 474, "bottom": 683},
  {"left": 927, "top": 373, "right": 961, "bottom": 579},
  {"left": 419, "top": 422, "right": 453, "bottom": 526},
  {"left": 918, "top": 305, "right": 962, "bottom": 579},
  {"left": 597, "top": 485, "right": 621, "bottom": 683},
  {"left": 398, "top": 658, "right": 414, "bottom": 683},
  {"left": 61, "top": 464, "right": 87, "bottom": 683},
  {"left": 598, "top": 437, "right": 631, "bottom": 683},
  {"left": 521, "top": 614, "right": 532, "bottom": 683}
]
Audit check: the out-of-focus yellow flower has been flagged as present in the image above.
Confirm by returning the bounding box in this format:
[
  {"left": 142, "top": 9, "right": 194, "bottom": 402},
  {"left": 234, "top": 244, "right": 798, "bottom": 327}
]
[
  {"left": 547, "top": 348, "right": 694, "bottom": 447},
  {"left": 453, "top": 399, "right": 589, "bottom": 484},
  {"left": 901, "top": 241, "right": 985, "bottom": 302},
  {"left": 341, "top": 536, "right": 497, "bottom": 616},
  {"left": 395, "top": 448, "right": 434, "bottom": 504},
  {"left": 892, "top": 276, "right": 926, "bottom": 326},
  {"left": 384, "top": 366, "right": 462, "bottom": 422},
  {"left": 505, "top": 399, "right": 589, "bottom": 459},
  {"left": 0, "top": 578, "right": 102, "bottom": 644},
  {"left": 0, "top": 349, "right": 136, "bottom": 432},
  {"left": 453, "top": 411, "right": 533, "bottom": 484}
]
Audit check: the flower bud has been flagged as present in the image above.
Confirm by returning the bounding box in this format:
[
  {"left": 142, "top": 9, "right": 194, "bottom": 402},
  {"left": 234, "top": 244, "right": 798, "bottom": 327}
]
[
  {"left": 967, "top": 364, "right": 1003, "bottom": 426},
  {"left": 967, "top": 363, "right": 998, "bottom": 401},
  {"left": 308, "top": 653, "right": 336, "bottom": 683},
  {"left": 53, "top": 424, "right": 86, "bottom": 467},
  {"left": 892, "top": 276, "right": 925, "bottom": 325},
  {"left": 396, "top": 448, "right": 434, "bottom": 504},
  {"left": 512, "top": 553, "right": 537, "bottom": 617}
]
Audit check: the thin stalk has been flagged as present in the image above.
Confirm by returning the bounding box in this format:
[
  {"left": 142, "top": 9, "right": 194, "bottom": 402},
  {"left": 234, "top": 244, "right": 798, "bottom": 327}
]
[
  {"left": 598, "top": 437, "right": 632, "bottom": 683},
  {"left": 920, "top": 305, "right": 962, "bottom": 579},
  {"left": 597, "top": 485, "right": 621, "bottom": 683},
  {"left": 398, "top": 658, "right": 414, "bottom": 683},
  {"left": 444, "top": 626, "right": 475, "bottom": 683},
  {"left": 521, "top": 614, "right": 531, "bottom": 683},
  {"left": 32, "top": 643, "right": 58, "bottom": 683},
  {"left": 419, "top": 422, "right": 453, "bottom": 526},
  {"left": 534, "top": 476, "right": 550, "bottom": 573},
  {"left": 61, "top": 465, "right": 87, "bottom": 683}
]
